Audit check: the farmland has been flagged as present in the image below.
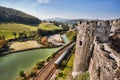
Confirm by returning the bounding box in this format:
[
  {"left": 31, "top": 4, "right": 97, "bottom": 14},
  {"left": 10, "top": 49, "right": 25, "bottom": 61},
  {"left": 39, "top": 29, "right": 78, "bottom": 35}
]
[
  {"left": 0, "top": 23, "right": 38, "bottom": 39},
  {"left": 39, "top": 22, "right": 62, "bottom": 31}
]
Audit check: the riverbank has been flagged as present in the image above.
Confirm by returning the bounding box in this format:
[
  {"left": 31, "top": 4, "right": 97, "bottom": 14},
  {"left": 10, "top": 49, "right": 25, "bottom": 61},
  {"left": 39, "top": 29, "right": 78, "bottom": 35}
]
[
  {"left": 0, "top": 33, "right": 70, "bottom": 80},
  {"left": 0, "top": 34, "right": 67, "bottom": 56},
  {"left": 0, "top": 41, "right": 42, "bottom": 56},
  {"left": 48, "top": 34, "right": 65, "bottom": 46},
  {"left": 1, "top": 45, "right": 62, "bottom": 56}
]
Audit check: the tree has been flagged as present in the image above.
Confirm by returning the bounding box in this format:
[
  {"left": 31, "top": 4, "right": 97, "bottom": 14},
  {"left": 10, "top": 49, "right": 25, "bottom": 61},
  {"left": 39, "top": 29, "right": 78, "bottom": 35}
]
[
  {"left": 36, "top": 60, "right": 45, "bottom": 69},
  {"left": 40, "top": 37, "right": 48, "bottom": 45},
  {"left": 22, "top": 31, "right": 28, "bottom": 41},
  {"left": 19, "top": 70, "right": 25, "bottom": 77},
  {"left": 28, "top": 71, "right": 36, "bottom": 77},
  {"left": 18, "top": 32, "right": 24, "bottom": 41},
  {"left": 12, "top": 32, "right": 17, "bottom": 38},
  {"left": 0, "top": 40, "right": 8, "bottom": 52},
  {"left": 0, "top": 35, "right": 6, "bottom": 40}
]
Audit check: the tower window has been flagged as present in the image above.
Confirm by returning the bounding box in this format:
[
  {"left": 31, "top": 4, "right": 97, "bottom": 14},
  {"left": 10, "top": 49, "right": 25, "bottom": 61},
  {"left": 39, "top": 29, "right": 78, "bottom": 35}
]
[
  {"left": 80, "top": 41, "right": 82, "bottom": 46},
  {"left": 96, "top": 37, "right": 100, "bottom": 41}
]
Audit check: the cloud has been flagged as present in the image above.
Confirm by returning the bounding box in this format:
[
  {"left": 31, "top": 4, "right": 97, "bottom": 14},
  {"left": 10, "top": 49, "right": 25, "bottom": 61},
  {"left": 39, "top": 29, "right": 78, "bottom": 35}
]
[
  {"left": 37, "top": 0, "right": 50, "bottom": 4},
  {"left": 31, "top": 0, "right": 51, "bottom": 7}
]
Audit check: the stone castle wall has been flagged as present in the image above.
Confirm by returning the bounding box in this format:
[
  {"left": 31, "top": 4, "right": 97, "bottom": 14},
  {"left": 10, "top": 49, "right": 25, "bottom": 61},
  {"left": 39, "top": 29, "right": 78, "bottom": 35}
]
[{"left": 72, "top": 19, "right": 120, "bottom": 80}]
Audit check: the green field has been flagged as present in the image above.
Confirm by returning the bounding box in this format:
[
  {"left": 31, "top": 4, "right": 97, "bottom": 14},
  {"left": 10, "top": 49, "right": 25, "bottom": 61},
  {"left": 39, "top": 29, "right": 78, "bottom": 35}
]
[
  {"left": 0, "top": 22, "right": 62, "bottom": 39},
  {"left": 0, "top": 23, "right": 38, "bottom": 39},
  {"left": 39, "top": 22, "right": 62, "bottom": 30}
]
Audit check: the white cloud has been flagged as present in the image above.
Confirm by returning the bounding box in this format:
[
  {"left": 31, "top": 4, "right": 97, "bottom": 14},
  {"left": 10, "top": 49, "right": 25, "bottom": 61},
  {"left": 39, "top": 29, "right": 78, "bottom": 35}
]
[{"left": 37, "top": 0, "right": 50, "bottom": 4}]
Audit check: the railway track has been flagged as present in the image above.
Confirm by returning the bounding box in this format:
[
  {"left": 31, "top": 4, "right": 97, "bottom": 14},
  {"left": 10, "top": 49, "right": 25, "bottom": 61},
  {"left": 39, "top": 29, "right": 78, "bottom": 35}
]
[{"left": 33, "top": 42, "right": 74, "bottom": 80}]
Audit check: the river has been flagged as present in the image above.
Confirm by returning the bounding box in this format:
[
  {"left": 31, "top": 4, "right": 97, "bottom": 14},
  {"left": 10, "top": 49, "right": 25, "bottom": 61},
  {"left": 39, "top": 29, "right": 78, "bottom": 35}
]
[{"left": 0, "top": 34, "right": 69, "bottom": 80}]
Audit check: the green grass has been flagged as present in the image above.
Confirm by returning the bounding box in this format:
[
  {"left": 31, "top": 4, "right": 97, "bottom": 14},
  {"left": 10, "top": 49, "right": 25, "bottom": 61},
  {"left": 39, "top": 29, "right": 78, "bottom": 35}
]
[
  {"left": 0, "top": 23, "right": 38, "bottom": 39},
  {"left": 57, "top": 54, "right": 75, "bottom": 80},
  {"left": 62, "top": 54, "right": 74, "bottom": 75},
  {"left": 66, "top": 30, "right": 76, "bottom": 42},
  {"left": 74, "top": 71, "right": 90, "bottom": 80},
  {"left": 39, "top": 22, "right": 62, "bottom": 30}
]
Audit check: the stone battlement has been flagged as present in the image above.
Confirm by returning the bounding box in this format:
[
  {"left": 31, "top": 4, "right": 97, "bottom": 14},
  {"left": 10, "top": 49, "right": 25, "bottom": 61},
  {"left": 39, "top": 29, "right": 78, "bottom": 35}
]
[{"left": 72, "top": 19, "right": 120, "bottom": 80}]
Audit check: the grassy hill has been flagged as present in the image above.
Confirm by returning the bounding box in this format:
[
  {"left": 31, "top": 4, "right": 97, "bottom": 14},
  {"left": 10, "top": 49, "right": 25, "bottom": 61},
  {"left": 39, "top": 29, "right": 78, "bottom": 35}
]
[
  {"left": 39, "top": 22, "right": 62, "bottom": 31},
  {"left": 0, "top": 6, "right": 41, "bottom": 25},
  {"left": 0, "top": 23, "right": 38, "bottom": 39}
]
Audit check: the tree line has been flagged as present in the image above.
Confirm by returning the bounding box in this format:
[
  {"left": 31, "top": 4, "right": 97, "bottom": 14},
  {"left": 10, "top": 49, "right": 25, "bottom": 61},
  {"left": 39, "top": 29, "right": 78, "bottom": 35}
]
[{"left": 37, "top": 28, "right": 63, "bottom": 36}]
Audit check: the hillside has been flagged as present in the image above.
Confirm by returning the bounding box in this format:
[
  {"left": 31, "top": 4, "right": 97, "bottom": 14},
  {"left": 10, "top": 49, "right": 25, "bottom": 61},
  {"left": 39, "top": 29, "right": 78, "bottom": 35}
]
[
  {"left": 0, "top": 6, "right": 41, "bottom": 25},
  {"left": 0, "top": 23, "right": 37, "bottom": 39},
  {"left": 39, "top": 22, "right": 62, "bottom": 30}
]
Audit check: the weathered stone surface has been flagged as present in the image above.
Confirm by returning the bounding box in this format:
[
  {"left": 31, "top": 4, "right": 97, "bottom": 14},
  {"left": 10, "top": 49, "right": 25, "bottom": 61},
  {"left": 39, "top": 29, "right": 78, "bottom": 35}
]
[
  {"left": 72, "top": 19, "right": 120, "bottom": 80},
  {"left": 96, "top": 21, "right": 111, "bottom": 43},
  {"left": 89, "top": 42, "right": 120, "bottom": 80},
  {"left": 72, "top": 21, "right": 96, "bottom": 77}
]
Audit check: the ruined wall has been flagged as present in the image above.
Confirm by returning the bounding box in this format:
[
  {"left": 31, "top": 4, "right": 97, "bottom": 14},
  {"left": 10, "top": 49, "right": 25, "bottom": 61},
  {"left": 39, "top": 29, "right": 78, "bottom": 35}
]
[
  {"left": 96, "top": 21, "right": 111, "bottom": 43},
  {"left": 72, "top": 20, "right": 120, "bottom": 80},
  {"left": 88, "top": 20, "right": 120, "bottom": 80},
  {"left": 89, "top": 42, "right": 120, "bottom": 80},
  {"left": 110, "top": 19, "right": 120, "bottom": 35}
]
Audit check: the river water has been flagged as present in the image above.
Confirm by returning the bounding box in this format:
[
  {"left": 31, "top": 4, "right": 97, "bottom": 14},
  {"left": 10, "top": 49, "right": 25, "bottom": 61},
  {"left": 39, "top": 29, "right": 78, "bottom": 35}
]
[{"left": 0, "top": 34, "right": 69, "bottom": 80}]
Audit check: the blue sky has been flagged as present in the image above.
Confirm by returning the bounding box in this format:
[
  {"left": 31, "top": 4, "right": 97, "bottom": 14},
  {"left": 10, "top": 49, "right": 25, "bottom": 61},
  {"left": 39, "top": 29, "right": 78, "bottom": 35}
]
[{"left": 0, "top": 0, "right": 120, "bottom": 20}]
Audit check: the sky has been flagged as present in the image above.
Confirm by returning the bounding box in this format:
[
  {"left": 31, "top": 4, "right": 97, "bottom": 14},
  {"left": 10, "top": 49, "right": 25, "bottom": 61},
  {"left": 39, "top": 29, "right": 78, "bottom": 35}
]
[{"left": 0, "top": 0, "right": 120, "bottom": 20}]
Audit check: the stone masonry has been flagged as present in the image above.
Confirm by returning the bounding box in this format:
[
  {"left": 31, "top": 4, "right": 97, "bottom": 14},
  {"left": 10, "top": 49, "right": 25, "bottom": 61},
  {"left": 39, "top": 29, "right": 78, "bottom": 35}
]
[{"left": 72, "top": 19, "right": 120, "bottom": 80}]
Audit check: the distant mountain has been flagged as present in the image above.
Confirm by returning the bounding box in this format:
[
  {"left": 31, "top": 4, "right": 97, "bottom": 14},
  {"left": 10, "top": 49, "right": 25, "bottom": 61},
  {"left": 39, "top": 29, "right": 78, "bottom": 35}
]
[
  {"left": 0, "top": 6, "right": 41, "bottom": 25},
  {"left": 45, "top": 17, "right": 90, "bottom": 24},
  {"left": 45, "top": 18, "right": 68, "bottom": 22},
  {"left": 64, "top": 19, "right": 91, "bottom": 24}
]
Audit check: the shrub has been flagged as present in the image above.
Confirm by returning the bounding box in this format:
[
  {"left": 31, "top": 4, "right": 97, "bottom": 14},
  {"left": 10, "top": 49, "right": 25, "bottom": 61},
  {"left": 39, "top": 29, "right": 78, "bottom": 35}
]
[
  {"left": 58, "top": 72, "right": 65, "bottom": 78},
  {"left": 46, "top": 54, "right": 53, "bottom": 61},
  {"left": 74, "top": 71, "right": 90, "bottom": 80},
  {"left": 28, "top": 71, "right": 36, "bottom": 77},
  {"left": 36, "top": 60, "right": 45, "bottom": 69},
  {"left": 19, "top": 70, "right": 25, "bottom": 77},
  {"left": 40, "top": 36, "right": 48, "bottom": 45},
  {"left": 61, "top": 60, "right": 66, "bottom": 67}
]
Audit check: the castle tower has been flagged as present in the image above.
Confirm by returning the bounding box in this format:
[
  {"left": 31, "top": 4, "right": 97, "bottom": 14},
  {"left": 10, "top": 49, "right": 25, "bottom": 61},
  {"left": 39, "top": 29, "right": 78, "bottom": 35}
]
[
  {"left": 72, "top": 21, "right": 97, "bottom": 78},
  {"left": 110, "top": 19, "right": 120, "bottom": 35},
  {"left": 96, "top": 21, "right": 111, "bottom": 43}
]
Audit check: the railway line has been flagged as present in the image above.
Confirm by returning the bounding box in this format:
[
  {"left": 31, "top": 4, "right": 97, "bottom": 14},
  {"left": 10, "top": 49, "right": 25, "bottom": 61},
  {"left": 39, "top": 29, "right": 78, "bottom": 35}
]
[{"left": 33, "top": 42, "right": 75, "bottom": 80}]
